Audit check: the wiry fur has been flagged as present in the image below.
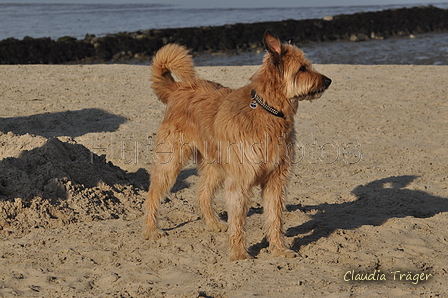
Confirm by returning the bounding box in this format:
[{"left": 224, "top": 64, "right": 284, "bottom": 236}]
[{"left": 143, "top": 31, "right": 331, "bottom": 261}]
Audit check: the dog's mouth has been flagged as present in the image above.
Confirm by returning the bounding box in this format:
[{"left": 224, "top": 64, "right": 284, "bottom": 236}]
[
  {"left": 292, "top": 76, "right": 331, "bottom": 102},
  {"left": 308, "top": 87, "right": 327, "bottom": 99},
  {"left": 302, "top": 77, "right": 331, "bottom": 101},
  {"left": 295, "top": 87, "right": 327, "bottom": 101}
]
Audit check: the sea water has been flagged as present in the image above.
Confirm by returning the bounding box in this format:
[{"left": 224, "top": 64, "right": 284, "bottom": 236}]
[{"left": 1, "top": 2, "right": 447, "bottom": 65}]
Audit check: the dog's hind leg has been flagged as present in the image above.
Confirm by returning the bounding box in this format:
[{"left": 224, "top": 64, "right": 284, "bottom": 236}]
[
  {"left": 197, "top": 163, "right": 226, "bottom": 232},
  {"left": 143, "top": 131, "right": 192, "bottom": 240},
  {"left": 143, "top": 160, "right": 184, "bottom": 239},
  {"left": 261, "top": 167, "right": 298, "bottom": 258}
]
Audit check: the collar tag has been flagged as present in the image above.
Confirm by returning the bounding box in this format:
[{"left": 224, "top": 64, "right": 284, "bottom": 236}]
[{"left": 250, "top": 89, "right": 285, "bottom": 119}]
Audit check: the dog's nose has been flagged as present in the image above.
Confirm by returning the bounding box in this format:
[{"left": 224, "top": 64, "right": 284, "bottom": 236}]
[{"left": 324, "top": 76, "right": 332, "bottom": 88}]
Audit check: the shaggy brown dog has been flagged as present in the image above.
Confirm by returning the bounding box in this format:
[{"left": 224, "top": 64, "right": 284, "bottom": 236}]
[{"left": 143, "top": 31, "right": 331, "bottom": 261}]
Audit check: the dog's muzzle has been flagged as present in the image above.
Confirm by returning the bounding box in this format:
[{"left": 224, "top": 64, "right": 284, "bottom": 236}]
[{"left": 323, "top": 76, "right": 332, "bottom": 88}]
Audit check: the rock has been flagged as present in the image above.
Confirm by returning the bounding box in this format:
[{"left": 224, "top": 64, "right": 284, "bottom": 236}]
[
  {"left": 371, "top": 32, "right": 384, "bottom": 40},
  {"left": 350, "top": 33, "right": 369, "bottom": 42}
]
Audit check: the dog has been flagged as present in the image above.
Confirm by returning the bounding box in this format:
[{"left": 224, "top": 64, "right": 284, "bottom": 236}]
[{"left": 143, "top": 31, "right": 331, "bottom": 261}]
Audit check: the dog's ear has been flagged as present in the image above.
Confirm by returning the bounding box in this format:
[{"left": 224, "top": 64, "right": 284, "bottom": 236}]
[
  {"left": 263, "top": 30, "right": 283, "bottom": 65},
  {"left": 285, "top": 37, "right": 295, "bottom": 45}
]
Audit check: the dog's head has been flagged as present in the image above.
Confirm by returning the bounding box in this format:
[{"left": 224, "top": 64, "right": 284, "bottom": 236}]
[{"left": 260, "top": 31, "right": 331, "bottom": 102}]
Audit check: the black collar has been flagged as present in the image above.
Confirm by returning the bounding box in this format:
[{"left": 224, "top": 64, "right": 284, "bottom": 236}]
[{"left": 250, "top": 89, "right": 285, "bottom": 119}]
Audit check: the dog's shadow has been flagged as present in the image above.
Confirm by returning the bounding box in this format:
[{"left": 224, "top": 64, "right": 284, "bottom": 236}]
[
  {"left": 128, "top": 167, "right": 197, "bottom": 193},
  {"left": 250, "top": 175, "right": 448, "bottom": 256}
]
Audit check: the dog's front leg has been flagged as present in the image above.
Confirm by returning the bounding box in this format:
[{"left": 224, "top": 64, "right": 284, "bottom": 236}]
[
  {"left": 197, "top": 164, "right": 227, "bottom": 232},
  {"left": 225, "top": 178, "right": 253, "bottom": 261},
  {"left": 262, "top": 168, "right": 298, "bottom": 258}
]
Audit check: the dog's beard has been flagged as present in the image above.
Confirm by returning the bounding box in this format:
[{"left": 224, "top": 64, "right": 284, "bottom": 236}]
[
  {"left": 288, "top": 78, "right": 328, "bottom": 102},
  {"left": 308, "top": 87, "right": 327, "bottom": 99},
  {"left": 293, "top": 88, "right": 326, "bottom": 101}
]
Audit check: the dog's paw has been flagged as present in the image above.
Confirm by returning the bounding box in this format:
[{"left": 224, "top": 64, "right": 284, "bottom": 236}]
[
  {"left": 230, "top": 252, "right": 254, "bottom": 262},
  {"left": 208, "top": 220, "right": 228, "bottom": 232},
  {"left": 271, "top": 247, "right": 298, "bottom": 258},
  {"left": 142, "top": 228, "right": 167, "bottom": 240}
]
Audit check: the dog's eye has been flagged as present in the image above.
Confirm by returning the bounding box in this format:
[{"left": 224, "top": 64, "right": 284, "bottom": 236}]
[{"left": 299, "top": 66, "right": 307, "bottom": 72}]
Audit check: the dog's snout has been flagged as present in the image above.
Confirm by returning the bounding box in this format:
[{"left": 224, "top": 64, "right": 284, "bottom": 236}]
[{"left": 324, "top": 76, "right": 332, "bottom": 88}]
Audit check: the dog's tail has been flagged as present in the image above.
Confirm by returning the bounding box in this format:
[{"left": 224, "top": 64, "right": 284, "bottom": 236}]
[{"left": 150, "top": 44, "right": 196, "bottom": 104}]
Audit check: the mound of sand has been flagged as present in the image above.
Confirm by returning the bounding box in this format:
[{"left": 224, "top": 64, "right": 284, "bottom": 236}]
[{"left": 0, "top": 132, "right": 144, "bottom": 238}]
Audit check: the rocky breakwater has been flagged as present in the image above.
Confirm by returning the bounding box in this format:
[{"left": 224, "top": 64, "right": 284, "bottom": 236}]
[{"left": 1, "top": 5, "right": 447, "bottom": 64}]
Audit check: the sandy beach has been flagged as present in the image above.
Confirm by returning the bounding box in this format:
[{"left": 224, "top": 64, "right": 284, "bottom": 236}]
[{"left": 0, "top": 63, "right": 447, "bottom": 297}]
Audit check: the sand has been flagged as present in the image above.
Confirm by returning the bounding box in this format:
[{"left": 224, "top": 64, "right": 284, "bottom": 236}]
[{"left": 0, "top": 63, "right": 447, "bottom": 297}]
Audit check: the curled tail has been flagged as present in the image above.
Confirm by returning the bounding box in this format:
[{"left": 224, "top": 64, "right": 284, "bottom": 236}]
[{"left": 150, "top": 44, "right": 196, "bottom": 104}]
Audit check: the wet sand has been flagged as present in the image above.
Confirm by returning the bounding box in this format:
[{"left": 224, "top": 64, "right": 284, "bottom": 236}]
[{"left": 193, "top": 32, "right": 448, "bottom": 66}]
